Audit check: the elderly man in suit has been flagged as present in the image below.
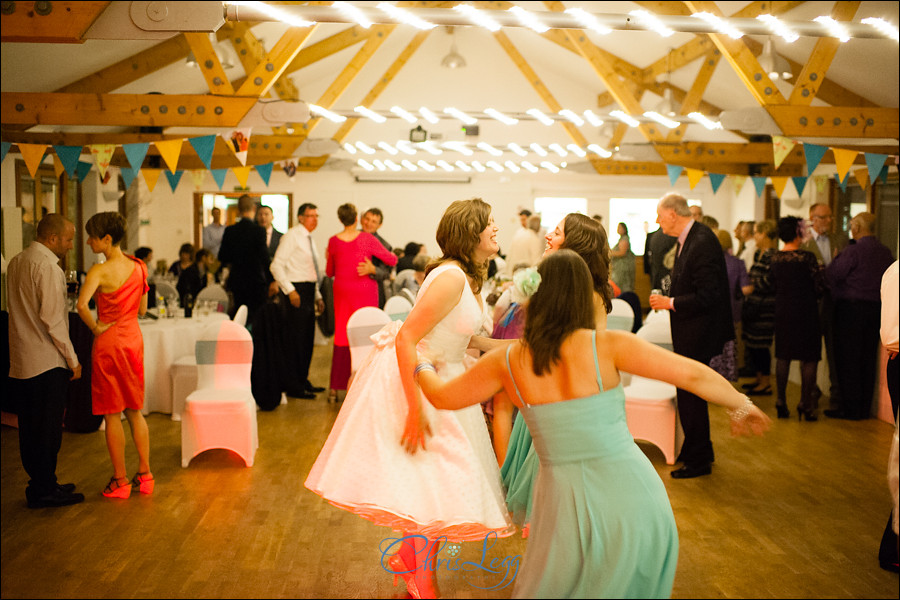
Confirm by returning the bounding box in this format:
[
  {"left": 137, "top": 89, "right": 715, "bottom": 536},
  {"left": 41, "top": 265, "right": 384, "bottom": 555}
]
[
  {"left": 217, "top": 194, "right": 274, "bottom": 324},
  {"left": 801, "top": 202, "right": 848, "bottom": 410},
  {"left": 650, "top": 193, "right": 736, "bottom": 479}
]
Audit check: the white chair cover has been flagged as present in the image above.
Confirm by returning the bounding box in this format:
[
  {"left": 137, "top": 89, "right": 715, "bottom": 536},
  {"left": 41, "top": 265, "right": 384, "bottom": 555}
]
[
  {"left": 346, "top": 307, "right": 391, "bottom": 375},
  {"left": 154, "top": 280, "right": 178, "bottom": 302},
  {"left": 400, "top": 287, "right": 416, "bottom": 306},
  {"left": 232, "top": 304, "right": 248, "bottom": 327},
  {"left": 608, "top": 297, "right": 635, "bottom": 332},
  {"left": 635, "top": 310, "right": 673, "bottom": 352},
  {"left": 195, "top": 283, "right": 229, "bottom": 314},
  {"left": 383, "top": 295, "right": 413, "bottom": 321}
]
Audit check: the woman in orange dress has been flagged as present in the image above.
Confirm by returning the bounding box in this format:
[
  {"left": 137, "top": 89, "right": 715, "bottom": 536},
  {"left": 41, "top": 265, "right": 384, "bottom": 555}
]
[{"left": 76, "top": 212, "right": 153, "bottom": 499}]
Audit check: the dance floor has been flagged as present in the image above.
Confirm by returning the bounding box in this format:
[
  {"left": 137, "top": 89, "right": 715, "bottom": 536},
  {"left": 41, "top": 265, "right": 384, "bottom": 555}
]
[{"left": 1, "top": 339, "right": 897, "bottom": 599}]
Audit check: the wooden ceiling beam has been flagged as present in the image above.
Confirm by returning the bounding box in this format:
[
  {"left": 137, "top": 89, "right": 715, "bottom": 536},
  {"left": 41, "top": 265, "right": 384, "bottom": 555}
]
[
  {"left": 667, "top": 50, "right": 720, "bottom": 142},
  {"left": 183, "top": 32, "right": 235, "bottom": 96},
  {"left": 235, "top": 26, "right": 317, "bottom": 97},
  {"left": 0, "top": 1, "right": 110, "bottom": 43},
  {"left": 766, "top": 106, "right": 898, "bottom": 138},
  {"left": 0, "top": 92, "right": 258, "bottom": 128}
]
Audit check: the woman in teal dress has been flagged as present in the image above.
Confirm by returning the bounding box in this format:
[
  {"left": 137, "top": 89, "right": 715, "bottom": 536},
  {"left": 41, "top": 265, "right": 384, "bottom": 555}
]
[{"left": 417, "top": 250, "right": 771, "bottom": 598}]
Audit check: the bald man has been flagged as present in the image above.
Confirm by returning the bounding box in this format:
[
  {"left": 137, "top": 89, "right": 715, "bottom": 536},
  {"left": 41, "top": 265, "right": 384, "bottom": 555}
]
[{"left": 824, "top": 212, "right": 893, "bottom": 421}]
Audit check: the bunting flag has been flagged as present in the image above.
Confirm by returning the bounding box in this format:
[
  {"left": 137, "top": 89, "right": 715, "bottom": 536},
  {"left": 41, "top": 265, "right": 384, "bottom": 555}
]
[
  {"left": 52, "top": 154, "right": 66, "bottom": 178},
  {"left": 88, "top": 144, "right": 116, "bottom": 179},
  {"left": 836, "top": 172, "right": 850, "bottom": 193},
  {"left": 18, "top": 143, "right": 48, "bottom": 178},
  {"left": 232, "top": 165, "right": 252, "bottom": 188},
  {"left": 164, "top": 169, "right": 184, "bottom": 192},
  {"left": 222, "top": 127, "right": 252, "bottom": 166},
  {"left": 256, "top": 162, "right": 273, "bottom": 186},
  {"left": 732, "top": 175, "right": 748, "bottom": 197},
  {"left": 751, "top": 176, "right": 768, "bottom": 197},
  {"left": 804, "top": 143, "right": 828, "bottom": 174},
  {"left": 211, "top": 168, "right": 228, "bottom": 189},
  {"left": 879, "top": 165, "right": 889, "bottom": 184},
  {"left": 282, "top": 159, "right": 297, "bottom": 179},
  {"left": 189, "top": 170, "right": 207, "bottom": 189},
  {"left": 864, "top": 153, "right": 888, "bottom": 185},
  {"left": 792, "top": 176, "right": 808, "bottom": 197},
  {"left": 0, "top": 141, "right": 10, "bottom": 163},
  {"left": 188, "top": 135, "right": 216, "bottom": 170},
  {"left": 814, "top": 174, "right": 829, "bottom": 194},
  {"left": 771, "top": 135, "right": 797, "bottom": 170},
  {"left": 852, "top": 168, "right": 869, "bottom": 190},
  {"left": 120, "top": 166, "right": 139, "bottom": 190},
  {"left": 832, "top": 148, "right": 858, "bottom": 183},
  {"left": 51, "top": 145, "right": 81, "bottom": 178},
  {"left": 122, "top": 142, "right": 150, "bottom": 170},
  {"left": 666, "top": 164, "right": 683, "bottom": 186},
  {"left": 685, "top": 168, "right": 704, "bottom": 190},
  {"left": 770, "top": 176, "right": 789, "bottom": 198},
  {"left": 708, "top": 172, "right": 726, "bottom": 194},
  {"left": 154, "top": 139, "right": 183, "bottom": 173},
  {"left": 142, "top": 168, "right": 162, "bottom": 192},
  {"left": 76, "top": 160, "right": 93, "bottom": 182}
]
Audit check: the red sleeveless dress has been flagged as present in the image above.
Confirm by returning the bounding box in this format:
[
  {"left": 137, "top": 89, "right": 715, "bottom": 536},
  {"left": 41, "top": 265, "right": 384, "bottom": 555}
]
[{"left": 91, "top": 257, "right": 149, "bottom": 415}]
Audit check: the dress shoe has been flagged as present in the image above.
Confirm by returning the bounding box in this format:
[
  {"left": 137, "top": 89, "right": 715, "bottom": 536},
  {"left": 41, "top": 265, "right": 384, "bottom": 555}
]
[
  {"left": 296, "top": 391, "right": 317, "bottom": 400},
  {"left": 305, "top": 382, "right": 326, "bottom": 394},
  {"left": 57, "top": 482, "right": 76, "bottom": 493},
  {"left": 27, "top": 488, "right": 85, "bottom": 509},
  {"left": 670, "top": 464, "right": 712, "bottom": 479},
  {"left": 824, "top": 409, "right": 858, "bottom": 420}
]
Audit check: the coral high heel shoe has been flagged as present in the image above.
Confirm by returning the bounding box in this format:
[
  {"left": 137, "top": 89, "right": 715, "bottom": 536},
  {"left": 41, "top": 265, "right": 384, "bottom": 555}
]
[
  {"left": 131, "top": 472, "right": 155, "bottom": 494},
  {"left": 102, "top": 476, "right": 132, "bottom": 499},
  {"left": 388, "top": 554, "right": 419, "bottom": 598}
]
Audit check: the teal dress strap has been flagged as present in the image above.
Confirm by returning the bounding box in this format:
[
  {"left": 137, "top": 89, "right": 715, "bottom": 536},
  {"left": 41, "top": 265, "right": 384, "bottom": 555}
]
[
  {"left": 505, "top": 343, "right": 529, "bottom": 407},
  {"left": 591, "top": 329, "right": 605, "bottom": 392}
]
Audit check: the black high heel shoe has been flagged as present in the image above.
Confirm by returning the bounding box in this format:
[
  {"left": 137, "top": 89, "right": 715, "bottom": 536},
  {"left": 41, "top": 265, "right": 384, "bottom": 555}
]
[
  {"left": 775, "top": 403, "right": 790, "bottom": 419},
  {"left": 797, "top": 404, "right": 818, "bottom": 422}
]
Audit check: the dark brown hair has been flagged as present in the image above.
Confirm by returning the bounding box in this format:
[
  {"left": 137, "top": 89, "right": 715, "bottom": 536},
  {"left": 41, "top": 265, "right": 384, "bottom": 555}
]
[
  {"left": 523, "top": 250, "right": 596, "bottom": 376},
  {"left": 426, "top": 198, "right": 492, "bottom": 294},
  {"left": 85, "top": 212, "right": 126, "bottom": 245},
  {"left": 561, "top": 213, "right": 613, "bottom": 314},
  {"left": 337, "top": 203, "right": 357, "bottom": 227}
]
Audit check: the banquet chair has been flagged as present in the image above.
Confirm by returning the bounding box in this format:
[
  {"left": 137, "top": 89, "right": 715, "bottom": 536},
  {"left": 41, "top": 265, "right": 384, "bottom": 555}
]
[
  {"left": 608, "top": 298, "right": 635, "bottom": 332},
  {"left": 154, "top": 280, "right": 178, "bottom": 304},
  {"left": 347, "top": 307, "right": 391, "bottom": 376},
  {"left": 170, "top": 306, "right": 247, "bottom": 421},
  {"left": 181, "top": 318, "right": 258, "bottom": 468},
  {"left": 635, "top": 310, "right": 673, "bottom": 352},
  {"left": 195, "top": 283, "right": 229, "bottom": 314},
  {"left": 399, "top": 287, "right": 416, "bottom": 306},
  {"left": 383, "top": 295, "right": 413, "bottom": 321},
  {"left": 623, "top": 376, "right": 683, "bottom": 465}
]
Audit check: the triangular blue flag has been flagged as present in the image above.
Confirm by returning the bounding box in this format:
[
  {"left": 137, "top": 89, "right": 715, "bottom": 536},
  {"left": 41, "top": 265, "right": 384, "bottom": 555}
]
[
  {"left": 879, "top": 165, "right": 889, "bottom": 184},
  {"left": 256, "top": 162, "right": 273, "bottom": 186},
  {"left": 76, "top": 160, "right": 93, "bottom": 182},
  {"left": 666, "top": 164, "right": 683, "bottom": 187},
  {"left": 803, "top": 143, "right": 827, "bottom": 174},
  {"left": 164, "top": 169, "right": 184, "bottom": 192},
  {"left": 837, "top": 172, "right": 849, "bottom": 193},
  {"left": 791, "top": 176, "right": 808, "bottom": 197},
  {"left": 53, "top": 145, "right": 83, "bottom": 178},
  {"left": 864, "top": 153, "right": 888, "bottom": 185},
  {"left": 120, "top": 166, "right": 138, "bottom": 190},
  {"left": 751, "top": 176, "right": 768, "bottom": 197},
  {"left": 122, "top": 142, "right": 150, "bottom": 170},
  {"left": 188, "top": 135, "right": 216, "bottom": 170},
  {"left": 211, "top": 169, "right": 228, "bottom": 189},
  {"left": 0, "top": 141, "right": 10, "bottom": 163},
  {"left": 708, "top": 173, "right": 726, "bottom": 194}
]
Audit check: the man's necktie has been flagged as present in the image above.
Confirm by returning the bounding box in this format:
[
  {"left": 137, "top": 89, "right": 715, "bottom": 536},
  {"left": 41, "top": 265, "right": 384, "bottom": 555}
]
[{"left": 309, "top": 236, "right": 320, "bottom": 281}]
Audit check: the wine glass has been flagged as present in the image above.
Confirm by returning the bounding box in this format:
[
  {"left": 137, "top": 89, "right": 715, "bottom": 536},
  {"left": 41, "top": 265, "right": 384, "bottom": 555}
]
[{"left": 65, "top": 270, "right": 79, "bottom": 311}]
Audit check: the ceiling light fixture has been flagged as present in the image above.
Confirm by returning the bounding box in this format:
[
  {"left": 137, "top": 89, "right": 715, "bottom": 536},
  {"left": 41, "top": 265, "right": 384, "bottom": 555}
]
[
  {"left": 583, "top": 110, "right": 604, "bottom": 127},
  {"left": 484, "top": 108, "right": 518, "bottom": 125},
  {"left": 401, "top": 159, "right": 417, "bottom": 171},
  {"left": 565, "top": 7, "right": 612, "bottom": 35},
  {"left": 440, "top": 27, "right": 467, "bottom": 69},
  {"left": 419, "top": 107, "right": 441, "bottom": 124},
  {"left": 813, "top": 15, "right": 850, "bottom": 42},
  {"left": 587, "top": 144, "right": 613, "bottom": 158},
  {"left": 548, "top": 143, "right": 568, "bottom": 157},
  {"left": 529, "top": 143, "right": 548, "bottom": 157},
  {"left": 521, "top": 161, "right": 539, "bottom": 173},
  {"left": 558, "top": 109, "right": 584, "bottom": 126},
  {"left": 376, "top": 2, "right": 436, "bottom": 30},
  {"left": 757, "top": 37, "right": 793, "bottom": 80},
  {"left": 355, "top": 106, "right": 387, "bottom": 123},
  {"left": 644, "top": 111, "right": 680, "bottom": 129},
  {"left": 526, "top": 109, "right": 554, "bottom": 126},
  {"left": 757, "top": 14, "right": 799, "bottom": 43},
  {"left": 508, "top": 143, "right": 529, "bottom": 157},
  {"left": 509, "top": 6, "right": 548, "bottom": 33},
  {"left": 444, "top": 107, "right": 477, "bottom": 125},
  {"left": 688, "top": 112, "right": 723, "bottom": 130},
  {"left": 334, "top": 1, "right": 372, "bottom": 28},
  {"left": 610, "top": 110, "right": 641, "bottom": 127},
  {"left": 437, "top": 160, "right": 454, "bottom": 172},
  {"left": 861, "top": 17, "right": 900, "bottom": 41},
  {"left": 629, "top": 9, "right": 675, "bottom": 37},
  {"left": 390, "top": 106, "right": 418, "bottom": 123},
  {"left": 309, "top": 104, "right": 347, "bottom": 123},
  {"left": 453, "top": 4, "right": 501, "bottom": 32}
]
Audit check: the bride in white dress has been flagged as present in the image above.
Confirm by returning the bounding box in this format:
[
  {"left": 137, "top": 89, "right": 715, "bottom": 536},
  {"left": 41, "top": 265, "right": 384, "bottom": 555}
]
[{"left": 305, "top": 198, "right": 514, "bottom": 598}]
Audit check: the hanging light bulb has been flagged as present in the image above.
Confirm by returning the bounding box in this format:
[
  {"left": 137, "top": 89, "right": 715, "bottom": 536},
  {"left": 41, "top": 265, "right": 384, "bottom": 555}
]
[
  {"left": 441, "top": 27, "right": 467, "bottom": 69},
  {"left": 654, "top": 48, "right": 680, "bottom": 117},
  {"left": 758, "top": 38, "right": 793, "bottom": 81}
]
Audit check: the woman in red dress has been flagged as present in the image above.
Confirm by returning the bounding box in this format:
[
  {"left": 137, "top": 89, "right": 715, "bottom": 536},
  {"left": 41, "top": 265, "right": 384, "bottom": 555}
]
[
  {"left": 76, "top": 212, "right": 153, "bottom": 499},
  {"left": 325, "top": 203, "right": 397, "bottom": 401}
]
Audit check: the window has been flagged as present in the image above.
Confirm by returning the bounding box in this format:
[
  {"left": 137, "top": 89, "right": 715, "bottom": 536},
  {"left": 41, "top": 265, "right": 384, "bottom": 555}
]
[
  {"left": 609, "top": 197, "right": 700, "bottom": 255},
  {"left": 533, "top": 197, "right": 587, "bottom": 232},
  {"left": 195, "top": 192, "right": 292, "bottom": 247}
]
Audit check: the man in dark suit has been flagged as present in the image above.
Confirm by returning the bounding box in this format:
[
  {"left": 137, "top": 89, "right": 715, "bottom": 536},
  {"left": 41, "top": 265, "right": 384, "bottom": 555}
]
[
  {"left": 358, "top": 208, "right": 392, "bottom": 309},
  {"left": 650, "top": 193, "right": 735, "bottom": 479},
  {"left": 256, "top": 204, "right": 283, "bottom": 260},
  {"left": 217, "top": 194, "right": 274, "bottom": 324}
]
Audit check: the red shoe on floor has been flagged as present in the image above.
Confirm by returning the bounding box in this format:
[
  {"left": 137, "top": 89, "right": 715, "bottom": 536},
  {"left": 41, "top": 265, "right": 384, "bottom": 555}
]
[
  {"left": 102, "top": 476, "right": 131, "bottom": 499},
  {"left": 131, "top": 472, "right": 155, "bottom": 495}
]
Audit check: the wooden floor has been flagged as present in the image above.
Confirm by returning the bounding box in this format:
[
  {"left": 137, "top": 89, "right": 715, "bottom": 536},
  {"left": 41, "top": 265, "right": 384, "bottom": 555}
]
[{"left": 2, "top": 339, "right": 897, "bottom": 599}]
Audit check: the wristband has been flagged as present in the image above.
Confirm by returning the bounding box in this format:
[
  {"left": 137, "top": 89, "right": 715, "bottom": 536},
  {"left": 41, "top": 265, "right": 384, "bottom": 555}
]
[
  {"left": 728, "top": 395, "right": 754, "bottom": 422},
  {"left": 414, "top": 362, "right": 436, "bottom": 377}
]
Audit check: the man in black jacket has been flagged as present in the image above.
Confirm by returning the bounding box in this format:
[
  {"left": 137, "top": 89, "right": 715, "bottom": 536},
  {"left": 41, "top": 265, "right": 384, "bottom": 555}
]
[{"left": 218, "top": 194, "right": 274, "bottom": 324}]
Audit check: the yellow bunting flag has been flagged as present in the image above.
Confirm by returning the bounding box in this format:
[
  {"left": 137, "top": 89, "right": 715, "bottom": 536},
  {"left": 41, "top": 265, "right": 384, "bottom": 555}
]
[
  {"left": 53, "top": 154, "right": 66, "bottom": 178},
  {"left": 154, "top": 139, "right": 183, "bottom": 174},
  {"left": 732, "top": 175, "right": 748, "bottom": 197},
  {"left": 142, "top": 169, "right": 162, "bottom": 193},
  {"left": 685, "top": 168, "right": 704, "bottom": 190},
  {"left": 771, "top": 136, "right": 796, "bottom": 170},
  {"left": 852, "top": 168, "right": 869, "bottom": 190},
  {"left": 18, "top": 143, "right": 48, "bottom": 178},
  {"left": 232, "top": 166, "right": 251, "bottom": 188},
  {"left": 770, "top": 176, "right": 789, "bottom": 198},
  {"left": 88, "top": 144, "right": 116, "bottom": 179},
  {"left": 814, "top": 174, "right": 829, "bottom": 194},
  {"left": 832, "top": 148, "right": 858, "bottom": 183},
  {"left": 190, "top": 170, "right": 207, "bottom": 189}
]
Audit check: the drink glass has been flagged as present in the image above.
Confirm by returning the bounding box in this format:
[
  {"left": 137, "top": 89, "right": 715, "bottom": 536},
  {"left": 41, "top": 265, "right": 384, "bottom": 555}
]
[{"left": 650, "top": 288, "right": 663, "bottom": 312}]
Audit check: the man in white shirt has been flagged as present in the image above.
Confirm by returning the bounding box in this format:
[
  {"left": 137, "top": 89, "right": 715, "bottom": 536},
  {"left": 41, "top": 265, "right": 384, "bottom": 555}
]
[
  {"left": 7, "top": 214, "right": 85, "bottom": 509},
  {"left": 736, "top": 221, "right": 757, "bottom": 272},
  {"left": 505, "top": 213, "right": 543, "bottom": 276},
  {"left": 271, "top": 203, "right": 325, "bottom": 399},
  {"left": 202, "top": 207, "right": 225, "bottom": 257}
]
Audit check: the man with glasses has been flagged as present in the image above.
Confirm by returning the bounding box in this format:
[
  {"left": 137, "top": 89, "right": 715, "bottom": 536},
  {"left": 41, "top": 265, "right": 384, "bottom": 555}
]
[{"left": 802, "top": 203, "right": 848, "bottom": 412}]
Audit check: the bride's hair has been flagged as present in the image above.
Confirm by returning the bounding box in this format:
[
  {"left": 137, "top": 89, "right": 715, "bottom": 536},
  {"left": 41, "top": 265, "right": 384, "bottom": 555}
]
[{"left": 427, "top": 198, "right": 492, "bottom": 294}]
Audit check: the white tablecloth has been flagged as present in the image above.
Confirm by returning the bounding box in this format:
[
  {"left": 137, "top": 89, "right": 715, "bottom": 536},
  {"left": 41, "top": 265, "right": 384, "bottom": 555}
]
[{"left": 139, "top": 313, "right": 229, "bottom": 415}]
